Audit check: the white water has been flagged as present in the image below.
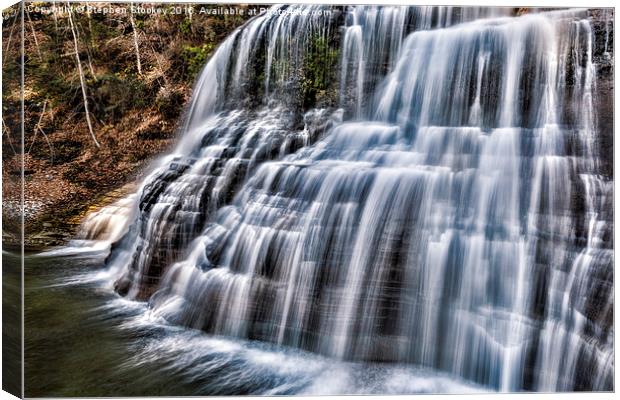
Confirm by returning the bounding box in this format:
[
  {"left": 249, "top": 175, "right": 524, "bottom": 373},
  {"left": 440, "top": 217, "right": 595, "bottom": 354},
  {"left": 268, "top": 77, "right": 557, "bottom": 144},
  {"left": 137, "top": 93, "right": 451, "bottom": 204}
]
[
  {"left": 72, "top": 5, "right": 613, "bottom": 392},
  {"left": 101, "top": 296, "right": 487, "bottom": 395}
]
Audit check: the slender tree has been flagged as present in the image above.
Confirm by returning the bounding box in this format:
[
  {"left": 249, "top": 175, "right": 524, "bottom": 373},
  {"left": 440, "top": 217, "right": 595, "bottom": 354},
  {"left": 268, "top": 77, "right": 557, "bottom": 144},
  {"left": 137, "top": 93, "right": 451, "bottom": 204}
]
[
  {"left": 68, "top": 9, "right": 100, "bottom": 148},
  {"left": 129, "top": 11, "right": 142, "bottom": 75},
  {"left": 2, "top": 10, "right": 19, "bottom": 67},
  {"left": 51, "top": 1, "right": 58, "bottom": 32},
  {"left": 28, "top": 100, "right": 55, "bottom": 162},
  {"left": 83, "top": 12, "right": 97, "bottom": 80},
  {"left": 26, "top": 9, "right": 42, "bottom": 61},
  {"left": 2, "top": 118, "right": 18, "bottom": 156}
]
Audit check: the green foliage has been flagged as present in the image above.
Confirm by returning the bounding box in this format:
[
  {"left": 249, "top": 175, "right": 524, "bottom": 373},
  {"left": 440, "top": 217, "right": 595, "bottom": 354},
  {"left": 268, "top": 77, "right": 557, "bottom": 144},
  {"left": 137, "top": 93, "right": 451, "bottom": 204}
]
[
  {"left": 29, "top": 55, "right": 79, "bottom": 110},
  {"left": 156, "top": 88, "right": 185, "bottom": 119},
  {"left": 180, "top": 18, "right": 192, "bottom": 35},
  {"left": 134, "top": 13, "right": 146, "bottom": 30},
  {"left": 301, "top": 34, "right": 339, "bottom": 108},
  {"left": 90, "top": 74, "right": 151, "bottom": 122},
  {"left": 181, "top": 43, "right": 215, "bottom": 80},
  {"left": 83, "top": 14, "right": 116, "bottom": 43},
  {"left": 2, "top": 3, "right": 258, "bottom": 244}
]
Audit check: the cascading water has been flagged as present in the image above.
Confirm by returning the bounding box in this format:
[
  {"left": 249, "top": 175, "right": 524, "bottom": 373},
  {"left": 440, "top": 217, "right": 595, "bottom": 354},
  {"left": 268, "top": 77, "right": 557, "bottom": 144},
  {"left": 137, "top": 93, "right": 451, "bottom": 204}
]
[
  {"left": 84, "top": 5, "right": 613, "bottom": 393},
  {"left": 339, "top": 6, "right": 512, "bottom": 116}
]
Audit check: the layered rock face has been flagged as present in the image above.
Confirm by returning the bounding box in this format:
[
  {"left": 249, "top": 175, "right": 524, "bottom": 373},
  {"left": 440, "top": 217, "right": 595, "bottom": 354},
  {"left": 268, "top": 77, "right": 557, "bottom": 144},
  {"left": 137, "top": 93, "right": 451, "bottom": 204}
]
[{"left": 98, "top": 6, "right": 613, "bottom": 392}]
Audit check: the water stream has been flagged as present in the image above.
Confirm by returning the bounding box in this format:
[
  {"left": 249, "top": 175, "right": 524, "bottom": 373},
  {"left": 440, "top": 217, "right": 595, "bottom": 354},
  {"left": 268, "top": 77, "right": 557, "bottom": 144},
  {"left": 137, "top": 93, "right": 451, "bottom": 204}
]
[{"left": 23, "top": 5, "right": 613, "bottom": 394}]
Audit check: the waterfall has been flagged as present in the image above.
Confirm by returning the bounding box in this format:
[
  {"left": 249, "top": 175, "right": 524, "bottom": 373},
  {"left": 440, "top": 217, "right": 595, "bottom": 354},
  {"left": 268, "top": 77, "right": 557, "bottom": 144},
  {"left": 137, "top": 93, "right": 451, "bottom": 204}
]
[
  {"left": 339, "top": 6, "right": 512, "bottom": 116},
  {"left": 95, "top": 5, "right": 612, "bottom": 392}
]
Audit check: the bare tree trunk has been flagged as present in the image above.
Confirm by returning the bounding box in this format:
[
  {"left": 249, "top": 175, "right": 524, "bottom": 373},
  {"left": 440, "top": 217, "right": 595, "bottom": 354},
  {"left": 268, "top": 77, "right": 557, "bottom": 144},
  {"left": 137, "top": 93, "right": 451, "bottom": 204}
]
[
  {"left": 2, "top": 10, "right": 19, "bottom": 67},
  {"left": 188, "top": 8, "right": 194, "bottom": 34},
  {"left": 68, "top": 9, "right": 100, "bottom": 148},
  {"left": 85, "top": 49, "right": 97, "bottom": 81},
  {"left": 73, "top": 14, "right": 97, "bottom": 80},
  {"left": 28, "top": 100, "right": 55, "bottom": 162},
  {"left": 2, "top": 118, "right": 18, "bottom": 156},
  {"left": 26, "top": 9, "right": 42, "bottom": 61},
  {"left": 86, "top": 11, "right": 95, "bottom": 48},
  {"left": 84, "top": 12, "right": 97, "bottom": 80},
  {"left": 51, "top": 1, "right": 58, "bottom": 32},
  {"left": 129, "top": 12, "right": 142, "bottom": 75}
]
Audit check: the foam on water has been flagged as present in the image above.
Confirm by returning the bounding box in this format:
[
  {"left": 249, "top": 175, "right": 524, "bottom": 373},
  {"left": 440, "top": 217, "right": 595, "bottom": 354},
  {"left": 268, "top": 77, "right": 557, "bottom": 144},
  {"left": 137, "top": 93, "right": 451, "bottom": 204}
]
[
  {"left": 47, "top": 5, "right": 613, "bottom": 393},
  {"left": 111, "top": 298, "right": 487, "bottom": 395}
]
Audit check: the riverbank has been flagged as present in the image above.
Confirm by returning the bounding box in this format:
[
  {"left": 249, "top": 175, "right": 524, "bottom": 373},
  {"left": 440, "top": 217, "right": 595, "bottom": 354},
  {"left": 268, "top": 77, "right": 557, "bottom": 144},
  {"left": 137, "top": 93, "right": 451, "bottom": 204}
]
[
  {"left": 2, "top": 3, "right": 254, "bottom": 250},
  {"left": 21, "top": 250, "right": 485, "bottom": 396},
  {"left": 2, "top": 157, "right": 143, "bottom": 250}
]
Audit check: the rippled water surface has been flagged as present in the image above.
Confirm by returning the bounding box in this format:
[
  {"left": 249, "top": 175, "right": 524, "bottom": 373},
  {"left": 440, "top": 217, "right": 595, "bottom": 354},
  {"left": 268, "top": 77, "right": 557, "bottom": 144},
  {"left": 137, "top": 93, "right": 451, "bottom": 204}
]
[{"left": 22, "top": 250, "right": 485, "bottom": 397}]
